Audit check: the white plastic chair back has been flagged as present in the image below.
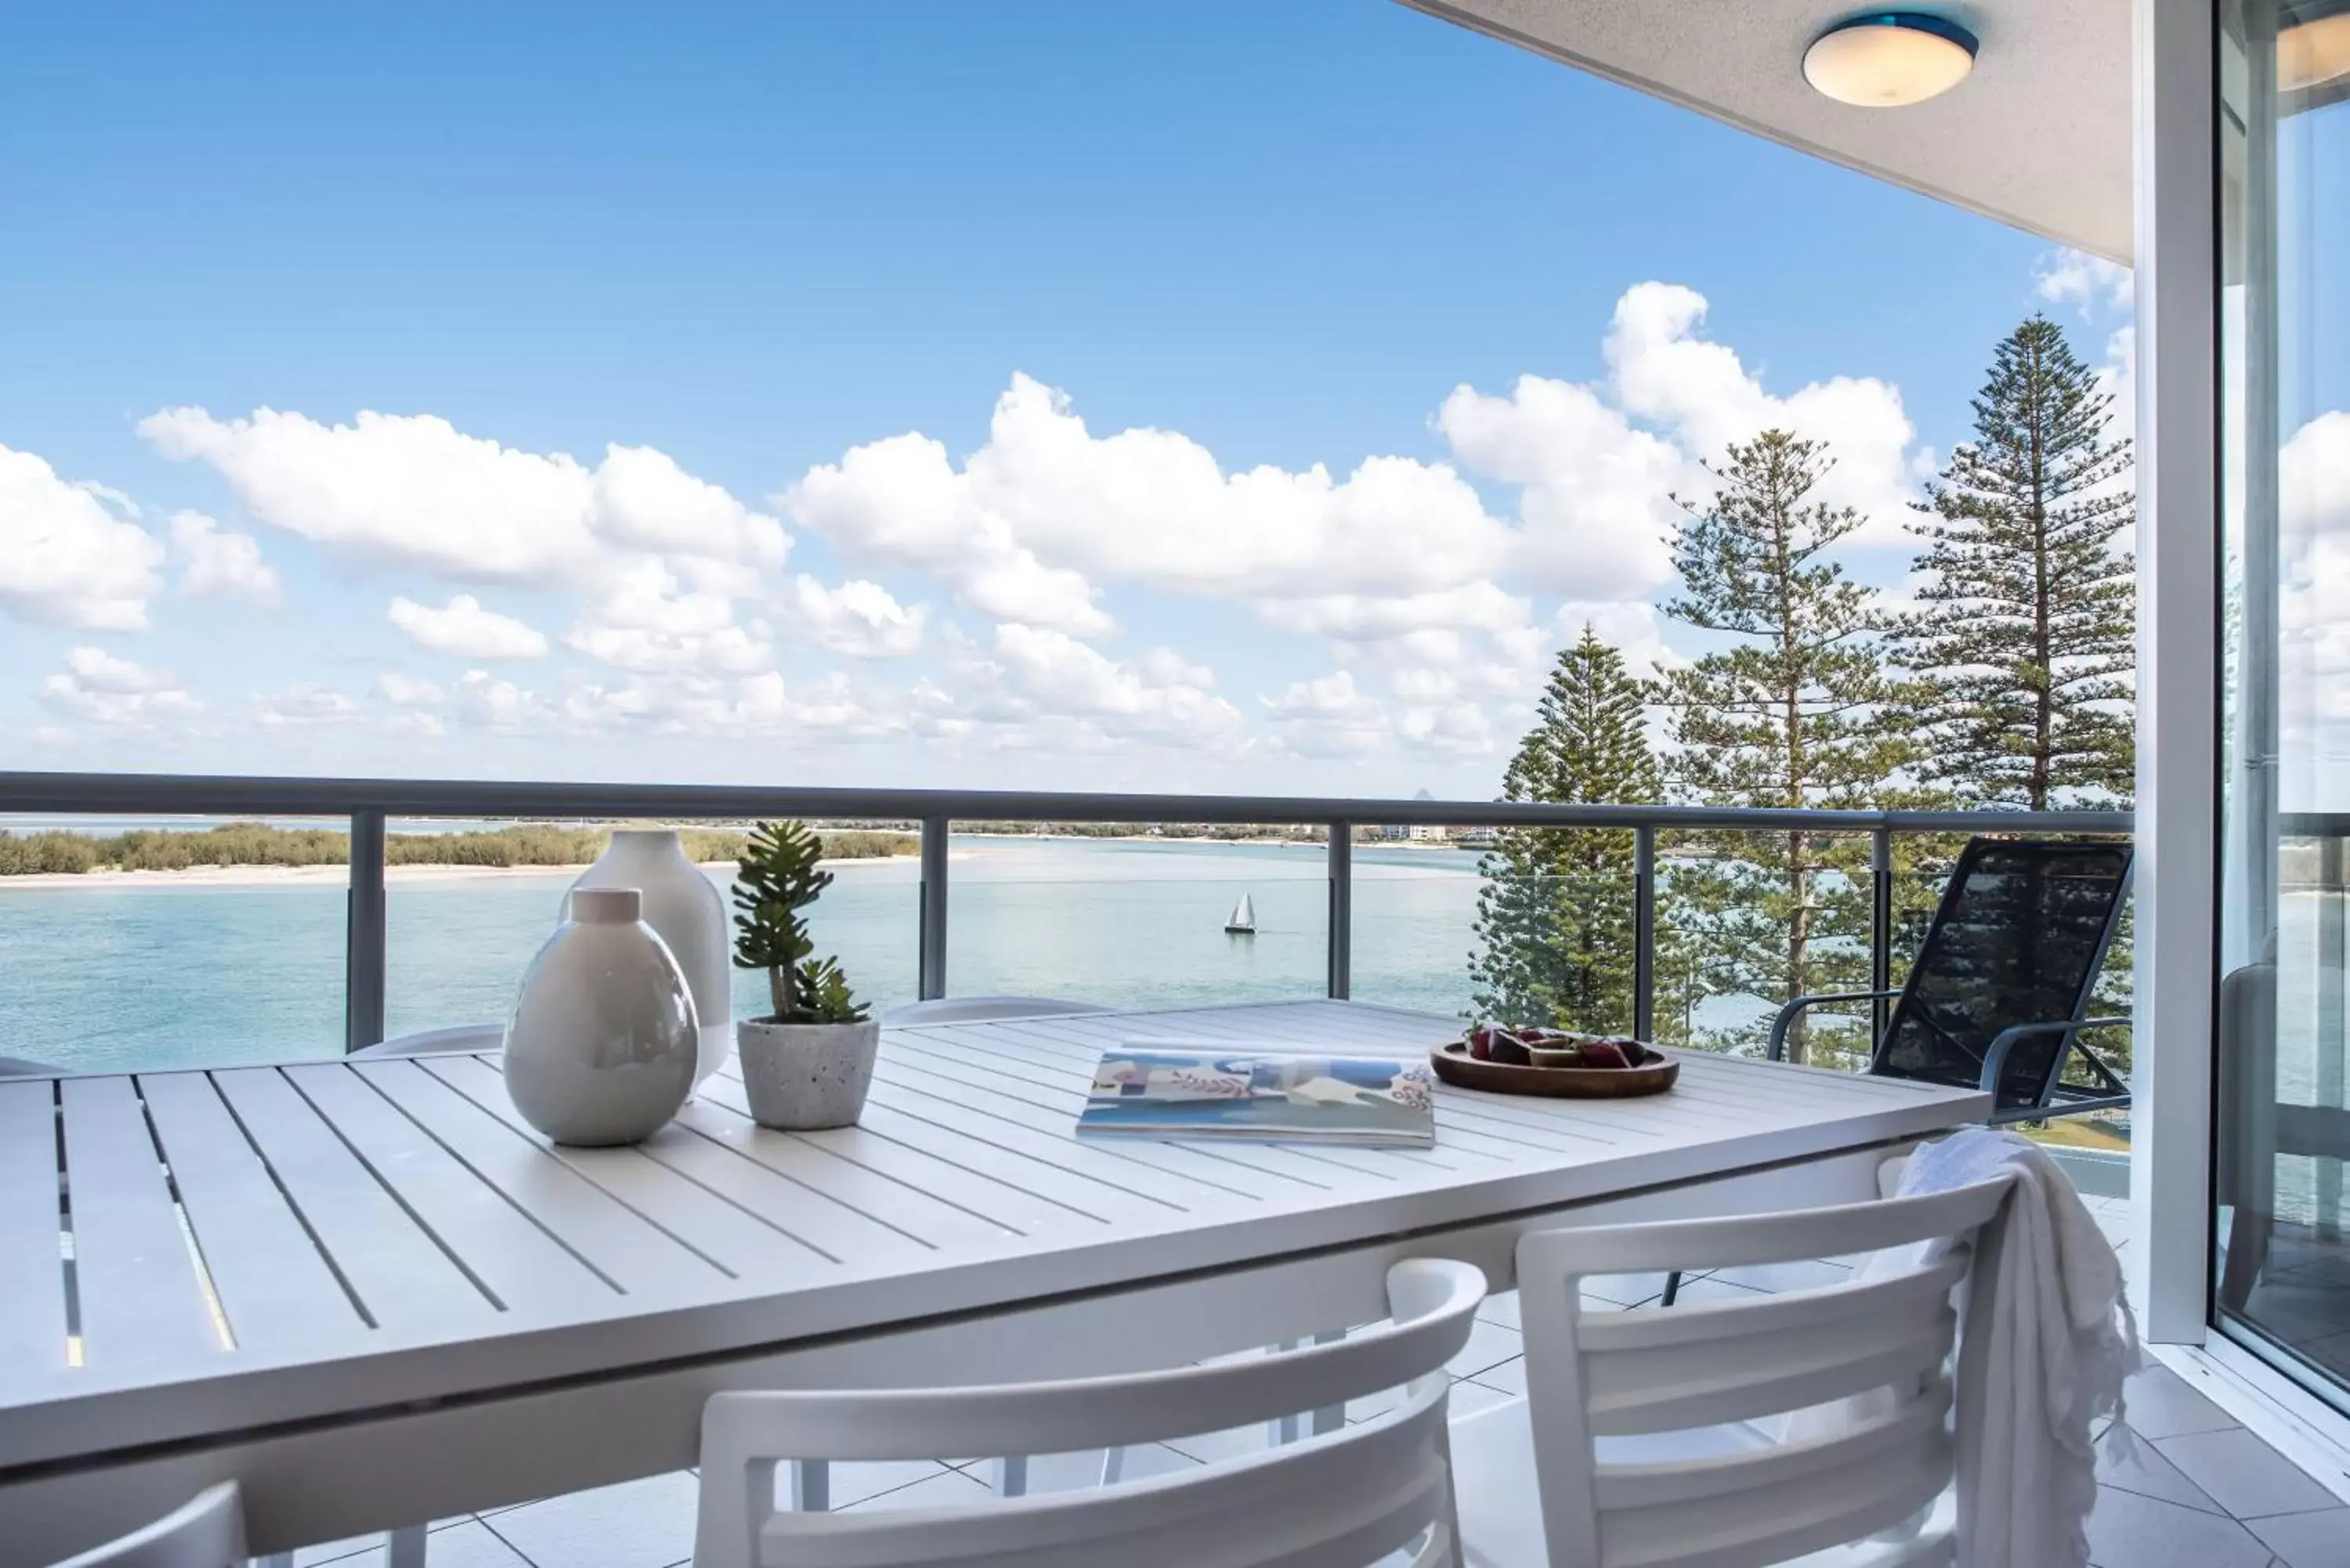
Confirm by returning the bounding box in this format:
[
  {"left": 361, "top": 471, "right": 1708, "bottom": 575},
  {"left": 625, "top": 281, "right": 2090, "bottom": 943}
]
[
  {"left": 350, "top": 1022, "right": 504, "bottom": 1058},
  {"left": 879, "top": 995, "right": 1110, "bottom": 1025},
  {"left": 1513, "top": 1175, "right": 2012, "bottom": 1568},
  {"left": 695, "top": 1256, "right": 1485, "bottom": 1568},
  {"left": 45, "top": 1481, "right": 246, "bottom": 1568}
]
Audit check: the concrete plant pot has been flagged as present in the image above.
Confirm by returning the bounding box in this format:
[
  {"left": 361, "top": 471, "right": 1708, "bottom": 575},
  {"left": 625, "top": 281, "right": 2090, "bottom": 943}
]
[{"left": 736, "top": 1018, "right": 880, "bottom": 1130}]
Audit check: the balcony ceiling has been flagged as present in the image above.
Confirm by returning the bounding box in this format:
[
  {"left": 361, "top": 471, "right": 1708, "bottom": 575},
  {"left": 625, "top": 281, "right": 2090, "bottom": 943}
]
[{"left": 1401, "top": 0, "right": 2132, "bottom": 263}]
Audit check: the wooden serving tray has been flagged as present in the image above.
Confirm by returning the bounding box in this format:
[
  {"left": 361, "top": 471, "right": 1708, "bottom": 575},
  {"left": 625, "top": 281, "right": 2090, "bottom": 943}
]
[{"left": 1430, "top": 1040, "right": 1679, "bottom": 1098}]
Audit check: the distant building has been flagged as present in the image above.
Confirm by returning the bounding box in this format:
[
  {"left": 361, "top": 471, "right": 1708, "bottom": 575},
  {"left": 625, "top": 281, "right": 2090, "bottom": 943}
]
[{"left": 1377, "top": 789, "right": 1449, "bottom": 843}]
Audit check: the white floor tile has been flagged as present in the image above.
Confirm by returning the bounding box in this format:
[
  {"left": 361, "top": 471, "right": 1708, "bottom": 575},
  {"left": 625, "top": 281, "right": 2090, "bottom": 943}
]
[
  {"left": 1013, "top": 1443, "right": 1200, "bottom": 1493},
  {"left": 1445, "top": 1316, "right": 1523, "bottom": 1380},
  {"left": 1705, "top": 1257, "right": 1852, "bottom": 1295},
  {"left": 1580, "top": 1271, "right": 1678, "bottom": 1306},
  {"left": 293, "top": 1519, "right": 474, "bottom": 1566},
  {"left": 822, "top": 1459, "right": 960, "bottom": 1509},
  {"left": 487, "top": 1472, "right": 699, "bottom": 1568},
  {"left": 1162, "top": 1421, "right": 1273, "bottom": 1465},
  {"left": 2247, "top": 1506, "right": 2350, "bottom": 1568},
  {"left": 1444, "top": 1379, "right": 1515, "bottom": 1422},
  {"left": 2096, "top": 1422, "right": 2226, "bottom": 1514},
  {"left": 2123, "top": 1364, "right": 2243, "bottom": 1440},
  {"left": 838, "top": 1469, "right": 991, "bottom": 1512},
  {"left": 1475, "top": 1291, "right": 1520, "bottom": 1330},
  {"left": 303, "top": 1522, "right": 531, "bottom": 1568},
  {"left": 1663, "top": 1274, "right": 1767, "bottom": 1307},
  {"left": 2085, "top": 1483, "right": 2274, "bottom": 1568},
  {"left": 1467, "top": 1355, "right": 1527, "bottom": 1396},
  {"left": 2156, "top": 1426, "right": 2344, "bottom": 1521}
]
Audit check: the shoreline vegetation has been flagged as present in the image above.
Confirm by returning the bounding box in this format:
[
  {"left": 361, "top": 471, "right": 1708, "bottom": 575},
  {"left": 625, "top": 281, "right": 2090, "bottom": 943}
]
[
  {"left": 0, "top": 823, "right": 920, "bottom": 879},
  {"left": 0, "top": 820, "right": 1444, "bottom": 884}
]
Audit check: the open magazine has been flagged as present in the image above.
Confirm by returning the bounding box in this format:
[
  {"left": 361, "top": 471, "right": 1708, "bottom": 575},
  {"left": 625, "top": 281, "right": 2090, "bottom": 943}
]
[{"left": 1076, "top": 1040, "right": 1436, "bottom": 1148}]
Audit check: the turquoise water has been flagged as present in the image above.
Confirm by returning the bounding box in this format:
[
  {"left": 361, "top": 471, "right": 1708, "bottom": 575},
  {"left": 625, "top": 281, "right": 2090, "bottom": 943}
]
[{"left": 0, "top": 837, "right": 1486, "bottom": 1075}]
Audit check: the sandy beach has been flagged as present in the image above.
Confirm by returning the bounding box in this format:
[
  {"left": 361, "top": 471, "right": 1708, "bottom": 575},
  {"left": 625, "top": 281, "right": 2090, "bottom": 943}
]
[
  {"left": 0, "top": 854, "right": 924, "bottom": 892},
  {"left": 0, "top": 831, "right": 1372, "bottom": 891}
]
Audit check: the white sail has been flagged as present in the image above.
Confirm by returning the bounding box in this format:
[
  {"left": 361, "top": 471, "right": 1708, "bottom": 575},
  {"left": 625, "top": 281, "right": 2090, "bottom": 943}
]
[{"left": 1225, "top": 893, "right": 1256, "bottom": 934}]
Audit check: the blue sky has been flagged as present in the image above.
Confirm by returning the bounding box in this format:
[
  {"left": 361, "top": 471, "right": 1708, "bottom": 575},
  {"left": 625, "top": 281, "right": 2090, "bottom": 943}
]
[{"left": 0, "top": 0, "right": 2132, "bottom": 795}]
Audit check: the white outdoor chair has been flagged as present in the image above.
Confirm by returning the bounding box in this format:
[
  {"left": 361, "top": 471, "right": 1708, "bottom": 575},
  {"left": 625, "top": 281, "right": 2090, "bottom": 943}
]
[
  {"left": 44, "top": 1481, "right": 249, "bottom": 1568},
  {"left": 692, "top": 1255, "right": 1487, "bottom": 1568},
  {"left": 1448, "top": 1168, "right": 2013, "bottom": 1568},
  {"left": 0, "top": 1053, "right": 64, "bottom": 1076},
  {"left": 880, "top": 995, "right": 1111, "bottom": 1025},
  {"left": 349, "top": 1023, "right": 504, "bottom": 1058}
]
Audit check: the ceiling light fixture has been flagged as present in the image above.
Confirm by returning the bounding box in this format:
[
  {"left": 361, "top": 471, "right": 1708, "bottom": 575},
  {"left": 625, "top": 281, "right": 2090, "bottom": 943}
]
[
  {"left": 2279, "top": 10, "right": 2350, "bottom": 96},
  {"left": 1803, "top": 13, "right": 1980, "bottom": 107}
]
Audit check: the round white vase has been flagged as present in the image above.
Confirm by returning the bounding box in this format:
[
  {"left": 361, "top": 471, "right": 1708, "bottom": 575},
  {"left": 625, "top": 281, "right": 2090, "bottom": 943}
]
[
  {"left": 504, "top": 887, "right": 699, "bottom": 1146},
  {"left": 569, "top": 829, "right": 732, "bottom": 1086}
]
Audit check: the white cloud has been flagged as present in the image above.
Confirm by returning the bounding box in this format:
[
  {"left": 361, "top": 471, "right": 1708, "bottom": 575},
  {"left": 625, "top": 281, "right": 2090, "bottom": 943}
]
[
  {"left": 168, "top": 511, "right": 280, "bottom": 604},
  {"left": 569, "top": 621, "right": 772, "bottom": 674},
  {"left": 2035, "top": 249, "right": 2135, "bottom": 316},
  {"left": 0, "top": 446, "right": 164, "bottom": 629},
  {"left": 41, "top": 648, "right": 199, "bottom": 728},
  {"left": 1553, "top": 598, "right": 1673, "bottom": 678},
  {"left": 785, "top": 575, "right": 928, "bottom": 658},
  {"left": 982, "top": 623, "right": 1241, "bottom": 744},
  {"left": 2095, "top": 325, "right": 2137, "bottom": 446},
  {"left": 565, "top": 561, "right": 772, "bottom": 674},
  {"left": 1269, "top": 580, "right": 1531, "bottom": 641},
  {"left": 1437, "top": 375, "right": 1684, "bottom": 598},
  {"left": 787, "top": 373, "right": 1513, "bottom": 634},
  {"left": 138, "top": 406, "right": 785, "bottom": 590},
  {"left": 2281, "top": 411, "right": 2348, "bottom": 537},
  {"left": 453, "top": 669, "right": 547, "bottom": 731},
  {"left": 788, "top": 426, "right": 1112, "bottom": 637},
  {"left": 255, "top": 685, "right": 360, "bottom": 726},
  {"left": 1601, "top": 284, "right": 1925, "bottom": 542},
  {"left": 1395, "top": 701, "right": 1494, "bottom": 760},
  {"left": 960, "top": 376, "right": 1510, "bottom": 596},
  {"left": 537, "top": 667, "right": 911, "bottom": 742},
  {"left": 62, "top": 645, "right": 175, "bottom": 695},
  {"left": 376, "top": 672, "right": 446, "bottom": 707},
  {"left": 1261, "top": 670, "right": 1389, "bottom": 758},
  {"left": 389, "top": 594, "right": 549, "bottom": 659},
  {"left": 589, "top": 444, "right": 788, "bottom": 579}
]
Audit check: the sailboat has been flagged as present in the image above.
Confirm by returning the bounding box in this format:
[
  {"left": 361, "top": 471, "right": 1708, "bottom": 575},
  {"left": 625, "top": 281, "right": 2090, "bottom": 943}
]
[{"left": 1224, "top": 893, "right": 1256, "bottom": 935}]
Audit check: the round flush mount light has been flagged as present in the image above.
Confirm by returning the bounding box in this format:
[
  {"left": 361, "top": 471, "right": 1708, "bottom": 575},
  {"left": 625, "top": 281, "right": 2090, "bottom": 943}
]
[
  {"left": 2279, "top": 11, "right": 2350, "bottom": 96},
  {"left": 1803, "top": 13, "right": 1980, "bottom": 107}
]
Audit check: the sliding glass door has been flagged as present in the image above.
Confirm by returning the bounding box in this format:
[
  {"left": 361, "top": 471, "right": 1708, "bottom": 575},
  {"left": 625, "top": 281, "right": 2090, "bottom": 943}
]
[{"left": 2215, "top": 0, "right": 2350, "bottom": 1411}]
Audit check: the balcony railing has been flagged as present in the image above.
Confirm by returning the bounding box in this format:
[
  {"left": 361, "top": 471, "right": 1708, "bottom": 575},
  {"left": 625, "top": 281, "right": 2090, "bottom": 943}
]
[{"left": 0, "top": 771, "right": 2131, "bottom": 1054}]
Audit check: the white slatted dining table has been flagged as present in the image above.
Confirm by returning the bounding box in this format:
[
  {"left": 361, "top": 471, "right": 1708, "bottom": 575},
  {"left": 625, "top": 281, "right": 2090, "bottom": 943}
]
[{"left": 0, "top": 999, "right": 1988, "bottom": 1563}]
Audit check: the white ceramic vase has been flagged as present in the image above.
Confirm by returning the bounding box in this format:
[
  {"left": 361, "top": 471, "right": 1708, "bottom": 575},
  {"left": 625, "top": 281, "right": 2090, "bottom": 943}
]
[
  {"left": 736, "top": 1018, "right": 880, "bottom": 1130},
  {"left": 569, "top": 829, "right": 732, "bottom": 1086},
  {"left": 504, "top": 887, "right": 700, "bottom": 1146}
]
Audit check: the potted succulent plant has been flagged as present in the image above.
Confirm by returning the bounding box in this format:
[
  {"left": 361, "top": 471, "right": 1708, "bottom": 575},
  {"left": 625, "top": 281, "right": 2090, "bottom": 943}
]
[{"left": 732, "top": 820, "right": 877, "bottom": 1129}]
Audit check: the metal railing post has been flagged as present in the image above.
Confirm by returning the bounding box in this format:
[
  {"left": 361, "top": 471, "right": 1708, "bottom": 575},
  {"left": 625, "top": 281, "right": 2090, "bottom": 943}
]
[
  {"left": 345, "top": 809, "right": 387, "bottom": 1053},
  {"left": 1870, "top": 827, "right": 1893, "bottom": 1046},
  {"left": 1633, "top": 826, "right": 1656, "bottom": 1042},
  {"left": 1327, "top": 822, "right": 1351, "bottom": 1001},
  {"left": 918, "top": 815, "right": 949, "bottom": 1001}
]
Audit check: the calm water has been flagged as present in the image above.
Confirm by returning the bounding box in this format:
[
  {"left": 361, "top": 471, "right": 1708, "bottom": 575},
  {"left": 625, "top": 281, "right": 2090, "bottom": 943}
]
[{"left": 0, "top": 837, "right": 1487, "bottom": 1075}]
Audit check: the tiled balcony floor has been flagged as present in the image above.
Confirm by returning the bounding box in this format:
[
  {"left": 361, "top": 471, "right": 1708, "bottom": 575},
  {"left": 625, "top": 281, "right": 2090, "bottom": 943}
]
[{"left": 291, "top": 1197, "right": 2350, "bottom": 1568}]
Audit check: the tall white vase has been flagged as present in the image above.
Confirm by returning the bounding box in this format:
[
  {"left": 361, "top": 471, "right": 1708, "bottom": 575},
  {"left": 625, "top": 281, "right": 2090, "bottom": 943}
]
[
  {"left": 569, "top": 829, "right": 732, "bottom": 1086},
  {"left": 504, "top": 887, "right": 698, "bottom": 1146}
]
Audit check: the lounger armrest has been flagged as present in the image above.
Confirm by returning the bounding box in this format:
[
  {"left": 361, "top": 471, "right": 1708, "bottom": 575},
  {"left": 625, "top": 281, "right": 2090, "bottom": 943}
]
[
  {"left": 1766, "top": 990, "right": 1900, "bottom": 1061},
  {"left": 1978, "top": 1017, "right": 2133, "bottom": 1097}
]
